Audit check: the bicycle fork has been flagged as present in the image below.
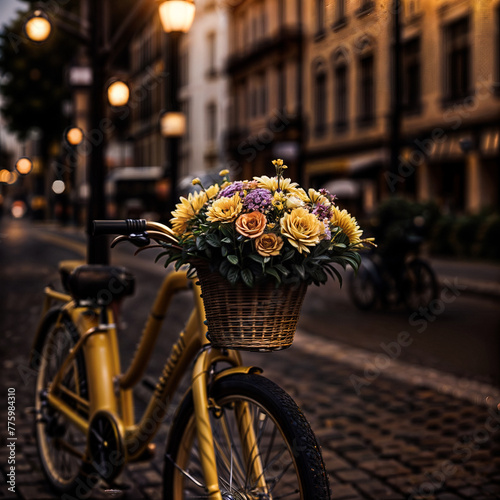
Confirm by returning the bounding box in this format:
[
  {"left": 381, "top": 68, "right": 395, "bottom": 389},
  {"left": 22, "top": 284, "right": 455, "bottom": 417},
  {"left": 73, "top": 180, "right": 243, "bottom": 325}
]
[{"left": 191, "top": 347, "right": 268, "bottom": 499}]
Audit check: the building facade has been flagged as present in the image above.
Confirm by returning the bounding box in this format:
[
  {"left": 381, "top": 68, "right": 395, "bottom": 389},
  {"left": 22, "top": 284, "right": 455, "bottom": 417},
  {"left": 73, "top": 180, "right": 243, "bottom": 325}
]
[
  {"left": 302, "top": 0, "right": 500, "bottom": 215},
  {"left": 178, "top": 0, "right": 229, "bottom": 181},
  {"left": 225, "top": 0, "right": 304, "bottom": 182}
]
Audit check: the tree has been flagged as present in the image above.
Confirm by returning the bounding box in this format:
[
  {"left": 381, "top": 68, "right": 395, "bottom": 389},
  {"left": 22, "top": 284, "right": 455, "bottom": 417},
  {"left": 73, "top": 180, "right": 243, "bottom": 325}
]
[{"left": 0, "top": 2, "right": 77, "bottom": 153}]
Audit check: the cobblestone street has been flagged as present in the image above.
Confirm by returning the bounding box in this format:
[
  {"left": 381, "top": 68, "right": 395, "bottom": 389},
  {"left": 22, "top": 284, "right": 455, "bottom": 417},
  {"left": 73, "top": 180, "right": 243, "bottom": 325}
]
[{"left": 1, "top": 220, "right": 500, "bottom": 499}]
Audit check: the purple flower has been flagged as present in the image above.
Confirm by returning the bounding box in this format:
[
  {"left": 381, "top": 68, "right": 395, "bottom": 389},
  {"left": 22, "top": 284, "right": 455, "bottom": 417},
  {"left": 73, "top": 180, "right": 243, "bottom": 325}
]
[
  {"left": 218, "top": 182, "right": 245, "bottom": 199},
  {"left": 243, "top": 188, "right": 273, "bottom": 213},
  {"left": 319, "top": 188, "right": 337, "bottom": 204},
  {"left": 313, "top": 203, "right": 333, "bottom": 220}
]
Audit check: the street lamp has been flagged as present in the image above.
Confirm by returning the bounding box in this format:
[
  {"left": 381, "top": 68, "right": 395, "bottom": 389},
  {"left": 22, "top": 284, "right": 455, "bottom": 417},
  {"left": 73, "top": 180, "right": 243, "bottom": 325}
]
[
  {"left": 158, "top": 0, "right": 196, "bottom": 217},
  {"left": 160, "top": 111, "right": 186, "bottom": 137},
  {"left": 157, "top": 0, "right": 195, "bottom": 33},
  {"left": 15, "top": 156, "right": 34, "bottom": 176},
  {"left": 64, "top": 126, "right": 84, "bottom": 146},
  {"left": 107, "top": 80, "right": 130, "bottom": 107},
  {"left": 24, "top": 10, "right": 52, "bottom": 43},
  {"left": 23, "top": 0, "right": 191, "bottom": 263}
]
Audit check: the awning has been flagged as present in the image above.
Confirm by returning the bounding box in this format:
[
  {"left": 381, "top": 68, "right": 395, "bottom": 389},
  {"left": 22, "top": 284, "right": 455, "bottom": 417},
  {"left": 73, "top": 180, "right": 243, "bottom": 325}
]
[
  {"left": 321, "top": 179, "right": 361, "bottom": 198},
  {"left": 306, "top": 149, "right": 388, "bottom": 177}
]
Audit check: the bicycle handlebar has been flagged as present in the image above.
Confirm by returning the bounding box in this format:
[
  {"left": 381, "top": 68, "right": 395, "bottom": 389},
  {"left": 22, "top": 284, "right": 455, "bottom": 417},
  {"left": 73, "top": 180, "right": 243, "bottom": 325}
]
[{"left": 93, "top": 219, "right": 147, "bottom": 236}]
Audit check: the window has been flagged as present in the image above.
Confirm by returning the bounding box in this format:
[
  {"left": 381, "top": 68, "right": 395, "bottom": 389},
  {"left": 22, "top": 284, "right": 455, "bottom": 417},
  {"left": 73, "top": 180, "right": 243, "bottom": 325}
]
[
  {"left": 444, "top": 17, "right": 470, "bottom": 103},
  {"left": 278, "top": 0, "right": 285, "bottom": 27},
  {"left": 334, "top": 53, "right": 348, "bottom": 130},
  {"left": 314, "top": 61, "right": 327, "bottom": 136},
  {"left": 335, "top": 0, "right": 346, "bottom": 24},
  {"left": 315, "top": 0, "right": 325, "bottom": 36},
  {"left": 207, "top": 32, "right": 216, "bottom": 77},
  {"left": 406, "top": 0, "right": 421, "bottom": 18},
  {"left": 259, "top": 72, "right": 267, "bottom": 115},
  {"left": 181, "top": 98, "right": 190, "bottom": 141},
  {"left": 206, "top": 102, "right": 217, "bottom": 142},
  {"left": 277, "top": 64, "right": 286, "bottom": 111},
  {"left": 402, "top": 37, "right": 421, "bottom": 114},
  {"left": 250, "top": 79, "right": 258, "bottom": 117},
  {"left": 358, "top": 53, "right": 375, "bottom": 126},
  {"left": 180, "top": 47, "right": 189, "bottom": 87}
]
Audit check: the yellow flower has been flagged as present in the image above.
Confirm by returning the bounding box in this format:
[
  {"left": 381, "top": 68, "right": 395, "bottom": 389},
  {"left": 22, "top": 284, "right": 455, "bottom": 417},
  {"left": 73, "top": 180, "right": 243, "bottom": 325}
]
[
  {"left": 255, "top": 233, "right": 284, "bottom": 256},
  {"left": 254, "top": 175, "right": 299, "bottom": 194},
  {"left": 219, "top": 169, "right": 229, "bottom": 176},
  {"left": 280, "top": 207, "right": 322, "bottom": 253},
  {"left": 236, "top": 211, "right": 267, "bottom": 238},
  {"left": 170, "top": 191, "right": 207, "bottom": 235},
  {"left": 192, "top": 177, "right": 201, "bottom": 186},
  {"left": 272, "top": 191, "right": 286, "bottom": 210},
  {"left": 205, "top": 184, "right": 220, "bottom": 199},
  {"left": 206, "top": 193, "right": 242, "bottom": 223},
  {"left": 286, "top": 195, "right": 305, "bottom": 210},
  {"left": 272, "top": 159, "right": 284, "bottom": 167},
  {"left": 330, "top": 205, "right": 363, "bottom": 245},
  {"left": 308, "top": 188, "right": 330, "bottom": 206}
]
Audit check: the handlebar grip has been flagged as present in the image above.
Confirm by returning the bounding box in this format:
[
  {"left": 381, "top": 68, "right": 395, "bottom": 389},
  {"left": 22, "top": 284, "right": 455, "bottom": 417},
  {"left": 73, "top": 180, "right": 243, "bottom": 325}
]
[{"left": 92, "top": 219, "right": 147, "bottom": 236}]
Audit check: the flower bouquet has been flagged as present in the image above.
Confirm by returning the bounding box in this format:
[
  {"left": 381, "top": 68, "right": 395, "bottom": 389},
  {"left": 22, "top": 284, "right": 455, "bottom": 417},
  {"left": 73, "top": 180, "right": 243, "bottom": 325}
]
[{"left": 159, "top": 159, "right": 372, "bottom": 350}]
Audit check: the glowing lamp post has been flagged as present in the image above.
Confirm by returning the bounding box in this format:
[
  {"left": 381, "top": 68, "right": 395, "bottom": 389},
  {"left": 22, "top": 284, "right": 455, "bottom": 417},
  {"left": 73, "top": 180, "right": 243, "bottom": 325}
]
[
  {"left": 23, "top": 0, "right": 189, "bottom": 263},
  {"left": 157, "top": 0, "right": 195, "bottom": 216},
  {"left": 65, "top": 126, "right": 84, "bottom": 146},
  {"left": 15, "top": 157, "right": 34, "bottom": 175},
  {"left": 157, "top": 0, "right": 195, "bottom": 33},
  {"left": 107, "top": 80, "right": 130, "bottom": 107},
  {"left": 24, "top": 10, "right": 52, "bottom": 43}
]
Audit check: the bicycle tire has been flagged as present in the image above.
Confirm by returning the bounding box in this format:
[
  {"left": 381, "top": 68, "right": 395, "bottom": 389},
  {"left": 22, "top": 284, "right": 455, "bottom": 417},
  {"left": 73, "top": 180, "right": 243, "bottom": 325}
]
[
  {"left": 348, "top": 264, "right": 378, "bottom": 311},
  {"left": 33, "top": 311, "right": 94, "bottom": 496},
  {"left": 163, "top": 373, "right": 331, "bottom": 499},
  {"left": 403, "top": 258, "right": 438, "bottom": 311}
]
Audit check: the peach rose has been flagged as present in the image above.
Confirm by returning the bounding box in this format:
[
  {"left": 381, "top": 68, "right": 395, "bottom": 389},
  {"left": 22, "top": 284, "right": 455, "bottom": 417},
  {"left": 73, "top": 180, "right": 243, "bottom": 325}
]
[
  {"left": 255, "top": 233, "right": 284, "bottom": 257},
  {"left": 235, "top": 211, "right": 267, "bottom": 238}
]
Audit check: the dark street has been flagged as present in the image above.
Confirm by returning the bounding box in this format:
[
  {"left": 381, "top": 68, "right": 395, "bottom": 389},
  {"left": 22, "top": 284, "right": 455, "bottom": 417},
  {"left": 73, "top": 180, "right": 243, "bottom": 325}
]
[{"left": 1, "top": 218, "right": 500, "bottom": 499}]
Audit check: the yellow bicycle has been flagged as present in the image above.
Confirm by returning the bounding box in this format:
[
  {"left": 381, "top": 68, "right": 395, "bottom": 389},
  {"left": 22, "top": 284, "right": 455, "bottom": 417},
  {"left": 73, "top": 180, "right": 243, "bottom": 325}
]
[{"left": 30, "top": 218, "right": 330, "bottom": 499}]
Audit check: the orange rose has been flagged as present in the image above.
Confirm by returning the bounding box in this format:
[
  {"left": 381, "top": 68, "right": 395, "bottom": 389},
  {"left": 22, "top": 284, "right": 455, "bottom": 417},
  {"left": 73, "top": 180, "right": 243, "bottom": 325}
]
[
  {"left": 235, "top": 211, "right": 267, "bottom": 238},
  {"left": 255, "top": 233, "right": 284, "bottom": 257}
]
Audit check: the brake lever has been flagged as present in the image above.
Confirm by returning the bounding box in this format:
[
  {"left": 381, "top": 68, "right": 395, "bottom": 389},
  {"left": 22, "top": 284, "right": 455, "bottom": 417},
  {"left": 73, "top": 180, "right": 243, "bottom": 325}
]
[{"left": 110, "top": 233, "right": 151, "bottom": 248}]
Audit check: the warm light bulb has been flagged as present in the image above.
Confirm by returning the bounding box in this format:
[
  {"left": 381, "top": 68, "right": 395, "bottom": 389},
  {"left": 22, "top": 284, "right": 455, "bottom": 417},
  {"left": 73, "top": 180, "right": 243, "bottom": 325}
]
[
  {"left": 158, "top": 0, "right": 196, "bottom": 33},
  {"left": 160, "top": 112, "right": 186, "bottom": 137},
  {"left": 25, "top": 11, "right": 52, "bottom": 42},
  {"left": 15, "top": 157, "right": 33, "bottom": 175},
  {"left": 107, "top": 81, "right": 130, "bottom": 107},
  {"left": 52, "top": 180, "right": 65, "bottom": 194},
  {"left": 65, "top": 127, "right": 84, "bottom": 146}
]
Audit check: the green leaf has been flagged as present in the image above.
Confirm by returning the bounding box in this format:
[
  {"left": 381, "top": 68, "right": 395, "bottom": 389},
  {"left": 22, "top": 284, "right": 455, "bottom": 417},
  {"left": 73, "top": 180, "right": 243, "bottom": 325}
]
[
  {"left": 249, "top": 254, "right": 264, "bottom": 264},
  {"left": 196, "top": 237, "right": 207, "bottom": 251},
  {"left": 227, "top": 267, "right": 240, "bottom": 285},
  {"left": 241, "top": 268, "right": 254, "bottom": 288},
  {"left": 265, "top": 267, "right": 281, "bottom": 284},
  {"left": 293, "top": 264, "right": 306, "bottom": 281},
  {"left": 221, "top": 237, "right": 232, "bottom": 244},
  {"left": 221, "top": 245, "right": 229, "bottom": 257},
  {"left": 282, "top": 250, "right": 295, "bottom": 261},
  {"left": 206, "top": 233, "right": 221, "bottom": 247},
  {"left": 274, "top": 264, "right": 289, "bottom": 276},
  {"left": 325, "top": 265, "right": 343, "bottom": 284},
  {"left": 227, "top": 255, "right": 239, "bottom": 266}
]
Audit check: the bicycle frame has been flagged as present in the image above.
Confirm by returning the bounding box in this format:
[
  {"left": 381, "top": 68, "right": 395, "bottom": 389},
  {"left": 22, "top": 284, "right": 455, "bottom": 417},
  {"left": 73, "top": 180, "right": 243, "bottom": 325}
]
[{"left": 32, "top": 265, "right": 262, "bottom": 500}]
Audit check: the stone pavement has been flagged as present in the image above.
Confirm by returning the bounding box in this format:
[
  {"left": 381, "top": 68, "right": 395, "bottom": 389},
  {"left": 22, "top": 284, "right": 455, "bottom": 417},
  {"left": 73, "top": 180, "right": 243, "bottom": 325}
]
[{"left": 1, "top": 329, "right": 500, "bottom": 500}]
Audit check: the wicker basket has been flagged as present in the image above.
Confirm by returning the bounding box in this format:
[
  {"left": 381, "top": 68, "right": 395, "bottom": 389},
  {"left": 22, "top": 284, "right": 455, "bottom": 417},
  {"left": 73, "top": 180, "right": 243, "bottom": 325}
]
[{"left": 194, "top": 261, "right": 308, "bottom": 351}]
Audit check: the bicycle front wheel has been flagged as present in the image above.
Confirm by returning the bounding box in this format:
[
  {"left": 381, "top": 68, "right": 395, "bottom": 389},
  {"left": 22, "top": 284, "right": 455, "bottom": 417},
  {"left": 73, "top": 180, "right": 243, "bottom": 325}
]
[
  {"left": 403, "top": 259, "right": 438, "bottom": 311},
  {"left": 33, "top": 311, "right": 91, "bottom": 495},
  {"left": 163, "top": 373, "right": 330, "bottom": 499}
]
